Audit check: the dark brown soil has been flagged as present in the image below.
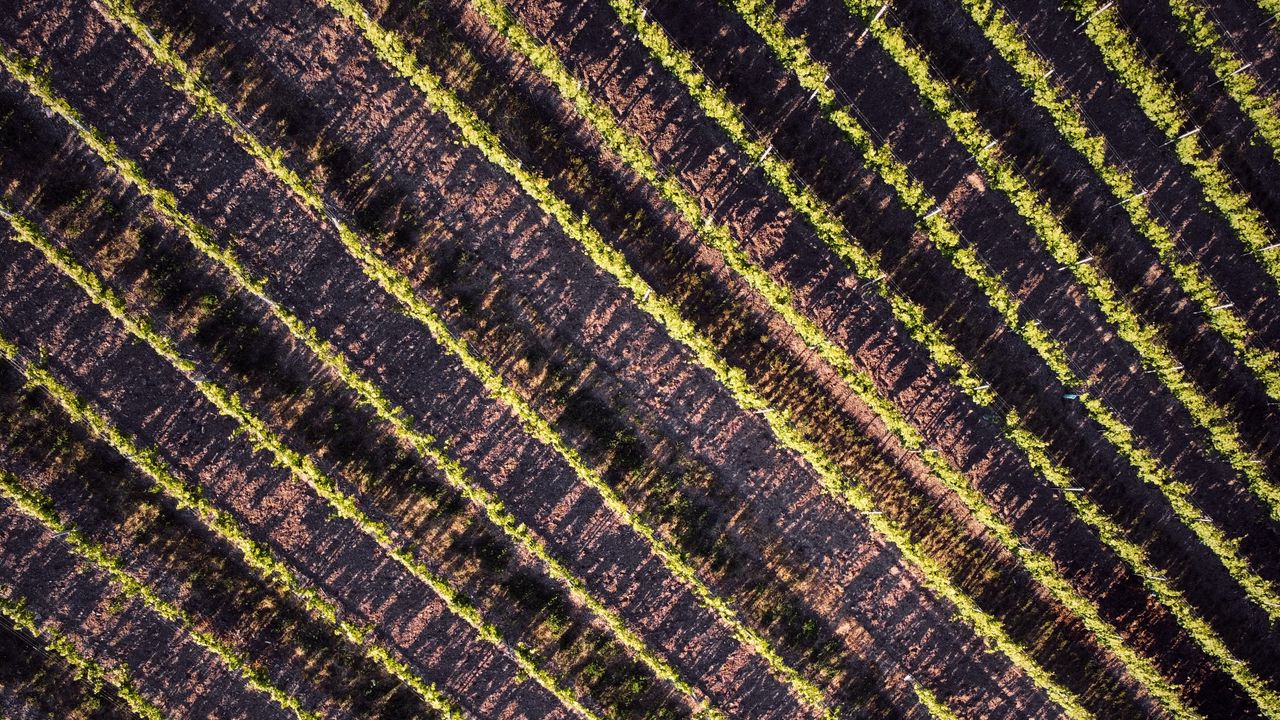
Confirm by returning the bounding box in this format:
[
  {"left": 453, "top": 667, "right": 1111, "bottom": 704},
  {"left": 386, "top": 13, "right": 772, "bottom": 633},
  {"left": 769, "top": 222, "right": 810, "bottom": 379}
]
[
  {"left": 1111, "top": 0, "right": 1280, "bottom": 227},
  {"left": 0, "top": 606, "right": 136, "bottom": 720},
  {"left": 0, "top": 0, "right": 1276, "bottom": 717},
  {"left": 0, "top": 233, "right": 569, "bottom": 719},
  {"left": 0, "top": 353, "right": 443, "bottom": 720},
  {"left": 0, "top": 501, "right": 292, "bottom": 720}
]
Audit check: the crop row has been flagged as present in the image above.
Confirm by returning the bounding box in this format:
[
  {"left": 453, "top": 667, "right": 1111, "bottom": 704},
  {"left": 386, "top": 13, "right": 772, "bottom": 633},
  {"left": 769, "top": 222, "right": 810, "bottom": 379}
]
[
  {"left": 99, "top": 0, "right": 834, "bottom": 711},
  {"left": 0, "top": 1, "right": 1233, "bottom": 717},
  {"left": 391, "top": 0, "right": 1141, "bottom": 707},
  {"left": 1065, "top": 0, "right": 1280, "bottom": 287},
  {"left": 10, "top": 10, "right": 715, "bottom": 715},
  {"left": 0, "top": 285, "right": 465, "bottom": 719},
  {"left": 925, "top": 0, "right": 1280, "bottom": 605},
  {"left": 0, "top": 341, "right": 452, "bottom": 720},
  {"left": 13, "top": 0, "right": 1274, "bottom": 715},
  {"left": 111, "top": 0, "right": 861, "bottom": 713},
  {"left": 165, "top": 0, "right": 1015, "bottom": 713},
  {"left": 480, "top": 0, "right": 1143, "bottom": 714},
  {"left": 803, "top": 2, "right": 1280, "bottom": 702},
  {"left": 186, "top": 0, "right": 1070, "bottom": 707},
  {"left": 951, "top": 0, "right": 1280, "bottom": 407},
  {"left": 17, "top": 0, "right": 1259, "bottom": 712},
  {"left": 0, "top": 157, "right": 602, "bottom": 720},
  {"left": 0, "top": 597, "right": 136, "bottom": 719},
  {"left": 1165, "top": 0, "right": 1280, "bottom": 161},
  {"left": 0, "top": 591, "right": 165, "bottom": 720},
  {"left": 1252, "top": 0, "right": 1280, "bottom": 21},
  {"left": 0, "top": 471, "right": 317, "bottom": 720},
  {"left": 815, "top": 0, "right": 1279, "bottom": 520},
  {"left": 24, "top": 0, "right": 936, "bottom": 707},
  {"left": 307, "top": 0, "right": 1132, "bottom": 716},
  {"left": 461, "top": 0, "right": 1237, "bottom": 718},
  {"left": 596, "top": 0, "right": 1280, "bottom": 693},
  {"left": 1003, "top": 0, "right": 1280, "bottom": 509},
  {"left": 673, "top": 0, "right": 1280, "bottom": 621}
]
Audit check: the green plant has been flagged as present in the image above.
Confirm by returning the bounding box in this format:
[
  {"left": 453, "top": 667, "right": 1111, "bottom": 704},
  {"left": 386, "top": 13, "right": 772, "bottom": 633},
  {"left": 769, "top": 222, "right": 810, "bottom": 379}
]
[
  {"left": 0, "top": 593, "right": 165, "bottom": 720},
  {"left": 1165, "top": 0, "right": 1280, "bottom": 163},
  {"left": 0, "top": 286, "right": 463, "bottom": 720},
  {"left": 1064, "top": 0, "right": 1280, "bottom": 288},
  {"left": 0, "top": 471, "right": 320, "bottom": 720},
  {"left": 309, "top": 2, "right": 1100, "bottom": 717},
  {"left": 0, "top": 195, "right": 596, "bottom": 720},
  {"left": 472, "top": 1, "right": 1203, "bottom": 717},
  {"left": 30, "top": 6, "right": 724, "bottom": 715}
]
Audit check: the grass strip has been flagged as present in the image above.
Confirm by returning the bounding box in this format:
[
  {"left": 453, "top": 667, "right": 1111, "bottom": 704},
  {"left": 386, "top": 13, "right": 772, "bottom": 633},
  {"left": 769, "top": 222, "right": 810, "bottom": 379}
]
[{"left": 0, "top": 470, "right": 321, "bottom": 720}]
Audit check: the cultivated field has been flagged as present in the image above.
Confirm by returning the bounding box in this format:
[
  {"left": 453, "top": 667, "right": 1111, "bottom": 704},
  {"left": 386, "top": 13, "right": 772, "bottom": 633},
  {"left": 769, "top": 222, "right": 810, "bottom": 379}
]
[{"left": 0, "top": 0, "right": 1277, "bottom": 717}]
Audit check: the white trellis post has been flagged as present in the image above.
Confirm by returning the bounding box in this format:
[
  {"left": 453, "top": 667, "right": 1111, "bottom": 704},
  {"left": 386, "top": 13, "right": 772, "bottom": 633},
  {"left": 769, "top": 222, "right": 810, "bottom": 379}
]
[
  {"left": 1074, "top": 1, "right": 1113, "bottom": 31},
  {"left": 858, "top": 3, "right": 889, "bottom": 41}
]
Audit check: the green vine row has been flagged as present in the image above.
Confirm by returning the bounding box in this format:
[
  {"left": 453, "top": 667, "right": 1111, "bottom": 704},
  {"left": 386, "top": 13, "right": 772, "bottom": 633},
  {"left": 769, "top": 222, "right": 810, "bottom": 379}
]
[
  {"left": 626, "top": 0, "right": 1278, "bottom": 627},
  {"left": 0, "top": 592, "right": 165, "bottom": 720},
  {"left": 92, "top": 0, "right": 835, "bottom": 713},
  {"left": 0, "top": 220, "right": 465, "bottom": 720},
  {"left": 1065, "top": 0, "right": 1280, "bottom": 288},
  {"left": 0, "top": 471, "right": 320, "bottom": 720},
  {"left": 1166, "top": 0, "right": 1280, "bottom": 163},
  {"left": 473, "top": 1, "right": 1213, "bottom": 718},
  {"left": 311, "top": 0, "right": 1104, "bottom": 716}
]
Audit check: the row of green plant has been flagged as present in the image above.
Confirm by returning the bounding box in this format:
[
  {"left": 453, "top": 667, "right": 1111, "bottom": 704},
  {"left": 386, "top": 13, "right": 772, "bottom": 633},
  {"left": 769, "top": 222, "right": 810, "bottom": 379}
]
[
  {"left": 468, "top": 2, "right": 1214, "bottom": 718},
  {"left": 956, "top": 0, "right": 1280, "bottom": 401},
  {"left": 0, "top": 352, "right": 449, "bottom": 720},
  {"left": 97, "top": 0, "right": 830, "bottom": 713},
  {"left": 0, "top": 471, "right": 318, "bottom": 720},
  {"left": 961, "top": 0, "right": 1280, "bottom": 611},
  {"left": 456, "top": 5, "right": 968, "bottom": 718},
  {"left": 964, "top": 0, "right": 1280, "bottom": 566},
  {"left": 1167, "top": 0, "right": 1280, "bottom": 162},
  {"left": 0, "top": 590, "right": 128, "bottom": 718},
  {"left": 0, "top": 181, "right": 597, "bottom": 719},
  {"left": 311, "top": 1, "right": 1108, "bottom": 717},
  {"left": 687, "top": 0, "right": 1280, "bottom": 622},
  {"left": 0, "top": 221, "right": 468, "bottom": 720},
  {"left": 826, "top": 1, "right": 1280, "bottom": 710},
  {"left": 1044, "top": 2, "right": 1280, "bottom": 507},
  {"left": 0, "top": 591, "right": 164, "bottom": 720},
  {"left": 603, "top": 0, "right": 1218, "bottom": 629},
  {"left": 32, "top": 6, "right": 715, "bottom": 714},
  {"left": 962, "top": 5, "right": 1280, "bottom": 527},
  {"left": 1064, "top": 0, "right": 1280, "bottom": 287},
  {"left": 1253, "top": 0, "right": 1280, "bottom": 23},
  {"left": 98, "top": 2, "right": 782, "bottom": 715},
  {"left": 604, "top": 0, "right": 1280, "bottom": 704},
  {"left": 168, "top": 6, "right": 916, "bottom": 699},
  {"left": 827, "top": 0, "right": 1280, "bottom": 520}
]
